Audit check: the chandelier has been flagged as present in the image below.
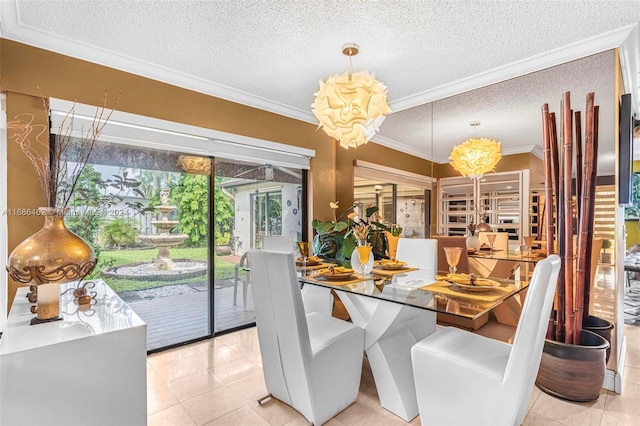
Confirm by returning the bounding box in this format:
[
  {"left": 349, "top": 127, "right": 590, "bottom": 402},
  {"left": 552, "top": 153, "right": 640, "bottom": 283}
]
[
  {"left": 449, "top": 121, "right": 502, "bottom": 179},
  {"left": 311, "top": 43, "right": 391, "bottom": 149}
]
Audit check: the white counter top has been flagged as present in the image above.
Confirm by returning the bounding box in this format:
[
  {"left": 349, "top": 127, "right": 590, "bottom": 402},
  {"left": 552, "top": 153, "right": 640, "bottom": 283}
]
[{"left": 1, "top": 279, "right": 145, "bottom": 354}]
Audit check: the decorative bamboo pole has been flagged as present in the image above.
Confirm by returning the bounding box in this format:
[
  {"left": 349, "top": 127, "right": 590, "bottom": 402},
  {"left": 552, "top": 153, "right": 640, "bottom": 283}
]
[
  {"left": 549, "top": 111, "right": 565, "bottom": 342},
  {"left": 541, "top": 104, "right": 555, "bottom": 339},
  {"left": 542, "top": 104, "right": 554, "bottom": 256},
  {"left": 583, "top": 101, "right": 599, "bottom": 329},
  {"left": 575, "top": 111, "right": 583, "bottom": 219},
  {"left": 561, "top": 92, "right": 575, "bottom": 345}
]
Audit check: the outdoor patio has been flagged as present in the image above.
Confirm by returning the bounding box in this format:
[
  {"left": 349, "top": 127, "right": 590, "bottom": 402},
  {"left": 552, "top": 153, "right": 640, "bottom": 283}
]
[{"left": 121, "top": 283, "right": 255, "bottom": 351}]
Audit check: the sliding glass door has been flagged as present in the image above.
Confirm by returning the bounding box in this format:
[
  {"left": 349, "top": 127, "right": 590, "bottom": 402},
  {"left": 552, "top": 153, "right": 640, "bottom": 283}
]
[
  {"left": 214, "top": 158, "right": 304, "bottom": 332},
  {"left": 62, "top": 140, "right": 213, "bottom": 351}
]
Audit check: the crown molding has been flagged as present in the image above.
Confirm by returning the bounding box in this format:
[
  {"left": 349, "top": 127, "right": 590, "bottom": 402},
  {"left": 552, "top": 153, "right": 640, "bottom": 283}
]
[
  {"left": 618, "top": 23, "right": 640, "bottom": 117},
  {"left": 370, "top": 134, "right": 440, "bottom": 162},
  {"left": 389, "top": 23, "right": 638, "bottom": 113},
  {"left": 0, "top": 1, "right": 317, "bottom": 124}
]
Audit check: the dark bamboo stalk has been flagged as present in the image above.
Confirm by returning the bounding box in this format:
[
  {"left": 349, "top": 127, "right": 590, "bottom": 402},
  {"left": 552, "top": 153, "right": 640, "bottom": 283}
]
[
  {"left": 561, "top": 92, "right": 575, "bottom": 345},
  {"left": 541, "top": 104, "right": 555, "bottom": 340},
  {"left": 583, "top": 102, "right": 600, "bottom": 322},
  {"left": 575, "top": 111, "right": 583, "bottom": 220},
  {"left": 575, "top": 94, "right": 596, "bottom": 344},
  {"left": 550, "top": 111, "right": 565, "bottom": 342}
]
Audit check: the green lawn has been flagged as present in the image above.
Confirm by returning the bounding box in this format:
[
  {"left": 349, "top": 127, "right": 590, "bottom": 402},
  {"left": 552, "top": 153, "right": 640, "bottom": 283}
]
[{"left": 95, "top": 247, "right": 238, "bottom": 292}]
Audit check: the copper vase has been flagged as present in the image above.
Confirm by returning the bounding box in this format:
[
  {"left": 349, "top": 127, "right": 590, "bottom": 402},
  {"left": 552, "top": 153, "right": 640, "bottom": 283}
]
[{"left": 6, "top": 207, "right": 97, "bottom": 285}]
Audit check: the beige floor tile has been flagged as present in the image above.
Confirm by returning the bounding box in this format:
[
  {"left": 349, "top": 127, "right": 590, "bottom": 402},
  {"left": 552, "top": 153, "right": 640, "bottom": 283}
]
[
  {"left": 622, "top": 365, "right": 640, "bottom": 385},
  {"left": 148, "top": 339, "right": 217, "bottom": 368},
  {"left": 148, "top": 403, "right": 197, "bottom": 426},
  {"left": 603, "top": 380, "right": 640, "bottom": 423},
  {"left": 148, "top": 382, "right": 179, "bottom": 415},
  {"left": 247, "top": 398, "right": 301, "bottom": 425},
  {"left": 181, "top": 387, "right": 245, "bottom": 425},
  {"left": 224, "top": 370, "right": 268, "bottom": 405},
  {"left": 152, "top": 353, "right": 215, "bottom": 383},
  {"left": 209, "top": 357, "right": 261, "bottom": 385},
  {"left": 168, "top": 370, "right": 226, "bottom": 402},
  {"left": 147, "top": 363, "right": 166, "bottom": 388},
  {"left": 216, "top": 328, "right": 257, "bottom": 345},
  {"left": 243, "top": 350, "right": 263, "bottom": 368},
  {"left": 204, "top": 405, "right": 270, "bottom": 425},
  {"left": 522, "top": 411, "right": 566, "bottom": 425},
  {"left": 226, "top": 335, "right": 262, "bottom": 355},
  {"left": 528, "top": 388, "right": 605, "bottom": 425},
  {"left": 600, "top": 413, "right": 637, "bottom": 425}
]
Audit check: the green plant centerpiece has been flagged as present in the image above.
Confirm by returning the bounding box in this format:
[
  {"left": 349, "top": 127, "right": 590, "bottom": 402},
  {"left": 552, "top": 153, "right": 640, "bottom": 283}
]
[{"left": 312, "top": 201, "right": 391, "bottom": 267}]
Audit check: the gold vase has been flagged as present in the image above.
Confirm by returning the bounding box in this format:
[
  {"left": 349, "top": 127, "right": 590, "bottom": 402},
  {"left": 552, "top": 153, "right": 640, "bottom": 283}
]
[{"left": 6, "top": 207, "right": 97, "bottom": 285}]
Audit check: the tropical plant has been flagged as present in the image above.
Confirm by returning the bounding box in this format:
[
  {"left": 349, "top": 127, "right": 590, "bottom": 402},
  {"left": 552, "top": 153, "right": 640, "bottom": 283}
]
[
  {"left": 99, "top": 218, "right": 140, "bottom": 249},
  {"left": 312, "top": 202, "right": 390, "bottom": 267},
  {"left": 173, "top": 174, "right": 209, "bottom": 247}
]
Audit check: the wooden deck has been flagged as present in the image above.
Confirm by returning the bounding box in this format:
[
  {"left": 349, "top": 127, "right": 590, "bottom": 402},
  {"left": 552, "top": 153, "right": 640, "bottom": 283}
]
[{"left": 127, "top": 285, "right": 255, "bottom": 351}]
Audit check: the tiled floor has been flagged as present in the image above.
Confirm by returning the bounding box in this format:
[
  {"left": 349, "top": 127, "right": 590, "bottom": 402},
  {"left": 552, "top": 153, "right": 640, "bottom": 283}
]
[{"left": 147, "top": 322, "right": 640, "bottom": 425}]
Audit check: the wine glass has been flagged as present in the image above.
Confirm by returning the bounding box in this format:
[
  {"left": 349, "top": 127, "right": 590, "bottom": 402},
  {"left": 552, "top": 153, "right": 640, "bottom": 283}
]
[
  {"left": 523, "top": 236, "right": 535, "bottom": 256},
  {"left": 443, "top": 246, "right": 463, "bottom": 275},
  {"left": 297, "top": 241, "right": 311, "bottom": 271},
  {"left": 486, "top": 233, "right": 497, "bottom": 255},
  {"left": 355, "top": 245, "right": 372, "bottom": 278}
]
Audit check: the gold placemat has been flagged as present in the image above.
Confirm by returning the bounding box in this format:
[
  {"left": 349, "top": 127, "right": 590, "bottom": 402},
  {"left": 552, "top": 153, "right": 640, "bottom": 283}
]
[
  {"left": 296, "top": 262, "right": 336, "bottom": 271},
  {"left": 371, "top": 267, "right": 419, "bottom": 277},
  {"left": 420, "top": 281, "right": 511, "bottom": 302},
  {"left": 304, "top": 274, "right": 368, "bottom": 286}
]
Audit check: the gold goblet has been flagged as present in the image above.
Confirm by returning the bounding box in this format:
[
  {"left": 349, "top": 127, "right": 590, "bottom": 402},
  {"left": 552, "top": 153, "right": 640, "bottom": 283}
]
[
  {"left": 523, "top": 236, "right": 535, "bottom": 256},
  {"left": 297, "top": 241, "right": 311, "bottom": 272},
  {"left": 486, "top": 233, "right": 497, "bottom": 255},
  {"left": 355, "top": 245, "right": 372, "bottom": 278},
  {"left": 443, "top": 246, "right": 463, "bottom": 275}
]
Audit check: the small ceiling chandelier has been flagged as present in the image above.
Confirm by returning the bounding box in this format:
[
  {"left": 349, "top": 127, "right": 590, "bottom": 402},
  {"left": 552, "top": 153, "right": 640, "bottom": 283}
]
[
  {"left": 311, "top": 43, "right": 391, "bottom": 149},
  {"left": 449, "top": 121, "right": 502, "bottom": 179}
]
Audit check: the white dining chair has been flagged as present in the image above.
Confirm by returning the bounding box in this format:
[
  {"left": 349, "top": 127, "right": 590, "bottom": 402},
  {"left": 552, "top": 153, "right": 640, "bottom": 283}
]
[
  {"left": 265, "top": 234, "right": 336, "bottom": 315},
  {"left": 396, "top": 238, "right": 438, "bottom": 279},
  {"left": 248, "top": 249, "right": 365, "bottom": 426},
  {"left": 262, "top": 235, "right": 295, "bottom": 252},
  {"left": 411, "top": 254, "right": 561, "bottom": 426}
]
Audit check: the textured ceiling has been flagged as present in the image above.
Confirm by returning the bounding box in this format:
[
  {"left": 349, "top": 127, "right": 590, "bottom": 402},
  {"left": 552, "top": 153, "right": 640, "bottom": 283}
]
[{"left": 1, "top": 0, "right": 639, "bottom": 175}]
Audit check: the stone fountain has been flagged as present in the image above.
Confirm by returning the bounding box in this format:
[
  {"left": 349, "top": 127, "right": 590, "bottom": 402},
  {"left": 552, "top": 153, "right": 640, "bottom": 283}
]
[
  {"left": 138, "top": 191, "right": 188, "bottom": 270},
  {"left": 102, "top": 189, "right": 207, "bottom": 281}
]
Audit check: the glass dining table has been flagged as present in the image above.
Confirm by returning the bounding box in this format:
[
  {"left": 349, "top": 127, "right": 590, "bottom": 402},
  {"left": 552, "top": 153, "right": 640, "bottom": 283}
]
[{"left": 297, "top": 265, "right": 531, "bottom": 421}]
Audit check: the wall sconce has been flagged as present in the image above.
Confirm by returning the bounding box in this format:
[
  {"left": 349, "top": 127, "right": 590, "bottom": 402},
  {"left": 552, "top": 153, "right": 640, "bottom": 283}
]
[{"left": 311, "top": 43, "right": 391, "bottom": 149}]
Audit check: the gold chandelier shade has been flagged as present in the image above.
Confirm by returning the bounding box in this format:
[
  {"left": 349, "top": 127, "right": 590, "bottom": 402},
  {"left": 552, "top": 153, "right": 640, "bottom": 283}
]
[
  {"left": 449, "top": 137, "right": 502, "bottom": 179},
  {"left": 311, "top": 43, "right": 391, "bottom": 149}
]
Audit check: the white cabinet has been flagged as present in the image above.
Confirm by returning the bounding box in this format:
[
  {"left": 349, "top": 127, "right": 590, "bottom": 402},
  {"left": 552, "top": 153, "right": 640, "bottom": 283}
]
[
  {"left": 437, "top": 170, "right": 530, "bottom": 244},
  {"left": 0, "top": 280, "right": 147, "bottom": 426}
]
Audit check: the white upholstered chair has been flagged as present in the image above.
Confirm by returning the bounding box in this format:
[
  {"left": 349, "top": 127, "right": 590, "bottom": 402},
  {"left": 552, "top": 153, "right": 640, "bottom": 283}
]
[
  {"left": 248, "top": 249, "right": 365, "bottom": 425},
  {"left": 411, "top": 254, "right": 561, "bottom": 426},
  {"left": 396, "top": 238, "right": 438, "bottom": 279},
  {"left": 262, "top": 235, "right": 295, "bottom": 252}
]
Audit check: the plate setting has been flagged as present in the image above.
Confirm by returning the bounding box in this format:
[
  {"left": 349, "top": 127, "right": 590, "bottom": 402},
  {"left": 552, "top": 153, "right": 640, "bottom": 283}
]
[
  {"left": 436, "top": 273, "right": 500, "bottom": 292},
  {"left": 314, "top": 266, "right": 354, "bottom": 281},
  {"left": 376, "top": 259, "right": 408, "bottom": 270},
  {"left": 296, "top": 255, "right": 322, "bottom": 266}
]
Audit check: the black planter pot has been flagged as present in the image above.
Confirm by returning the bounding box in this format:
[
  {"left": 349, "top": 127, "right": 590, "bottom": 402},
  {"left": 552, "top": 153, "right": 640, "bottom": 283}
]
[
  {"left": 582, "top": 314, "right": 614, "bottom": 363},
  {"left": 536, "top": 329, "right": 609, "bottom": 402}
]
